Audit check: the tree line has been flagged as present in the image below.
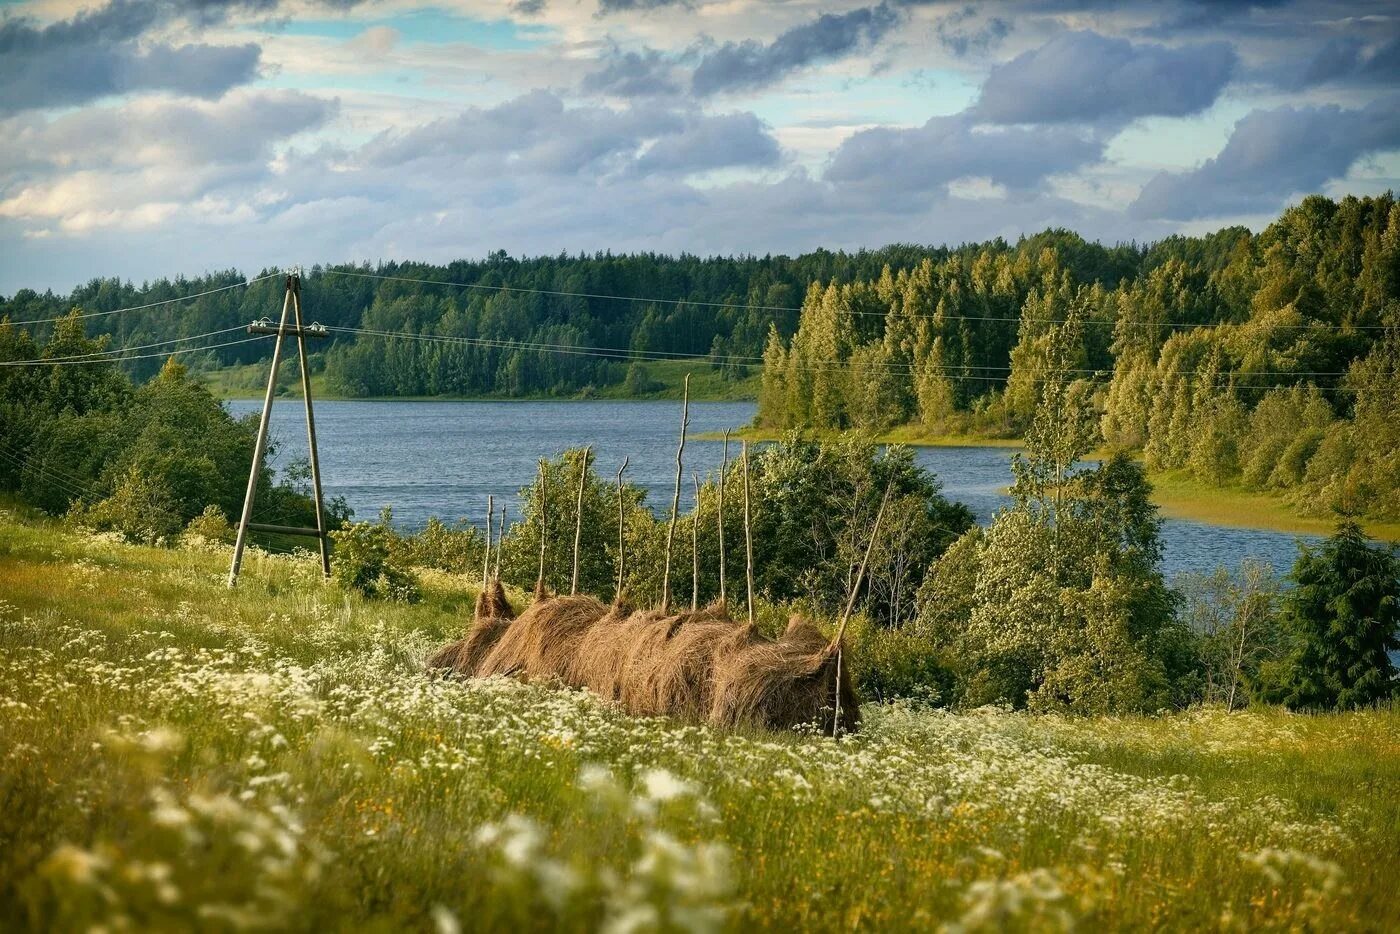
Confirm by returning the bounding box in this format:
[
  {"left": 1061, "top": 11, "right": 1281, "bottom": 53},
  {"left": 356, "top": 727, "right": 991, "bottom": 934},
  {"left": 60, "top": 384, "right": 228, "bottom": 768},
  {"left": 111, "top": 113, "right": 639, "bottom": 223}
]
[{"left": 759, "top": 194, "right": 1400, "bottom": 520}]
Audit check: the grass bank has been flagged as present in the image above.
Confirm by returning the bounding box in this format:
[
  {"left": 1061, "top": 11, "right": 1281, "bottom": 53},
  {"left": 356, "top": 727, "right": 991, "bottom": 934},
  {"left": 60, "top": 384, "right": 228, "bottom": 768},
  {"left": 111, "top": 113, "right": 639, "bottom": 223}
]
[{"left": 2, "top": 511, "right": 1397, "bottom": 930}]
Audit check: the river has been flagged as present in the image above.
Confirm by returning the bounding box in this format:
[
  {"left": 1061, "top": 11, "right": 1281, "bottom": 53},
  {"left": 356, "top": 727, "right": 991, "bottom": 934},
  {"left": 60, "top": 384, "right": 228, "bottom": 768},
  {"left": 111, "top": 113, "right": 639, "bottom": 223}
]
[{"left": 227, "top": 398, "right": 1319, "bottom": 580}]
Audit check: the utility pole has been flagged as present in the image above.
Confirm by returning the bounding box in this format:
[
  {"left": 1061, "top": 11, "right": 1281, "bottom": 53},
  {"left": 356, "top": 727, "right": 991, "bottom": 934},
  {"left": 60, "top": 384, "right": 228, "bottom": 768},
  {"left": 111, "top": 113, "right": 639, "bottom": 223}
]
[{"left": 228, "top": 272, "right": 331, "bottom": 587}]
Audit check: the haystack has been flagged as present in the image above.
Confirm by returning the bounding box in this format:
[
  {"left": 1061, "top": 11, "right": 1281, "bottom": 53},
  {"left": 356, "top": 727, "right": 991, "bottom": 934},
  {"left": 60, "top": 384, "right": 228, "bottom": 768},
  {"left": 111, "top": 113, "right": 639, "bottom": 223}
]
[
  {"left": 475, "top": 593, "right": 611, "bottom": 680},
  {"left": 709, "top": 617, "right": 860, "bottom": 735},
  {"left": 426, "top": 578, "right": 516, "bottom": 676},
  {"left": 468, "top": 593, "right": 859, "bottom": 734}
]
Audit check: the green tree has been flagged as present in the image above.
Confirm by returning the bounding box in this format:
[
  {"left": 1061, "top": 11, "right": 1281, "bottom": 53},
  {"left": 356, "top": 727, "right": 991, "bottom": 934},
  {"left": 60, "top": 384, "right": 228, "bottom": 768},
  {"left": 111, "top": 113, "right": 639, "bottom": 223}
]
[{"left": 1259, "top": 522, "right": 1400, "bottom": 710}]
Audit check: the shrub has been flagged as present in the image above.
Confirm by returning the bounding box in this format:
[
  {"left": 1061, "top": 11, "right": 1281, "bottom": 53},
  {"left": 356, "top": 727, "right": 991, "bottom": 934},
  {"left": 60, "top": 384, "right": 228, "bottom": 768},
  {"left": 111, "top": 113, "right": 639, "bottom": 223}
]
[
  {"left": 330, "top": 521, "right": 420, "bottom": 602},
  {"left": 69, "top": 468, "right": 183, "bottom": 545},
  {"left": 183, "top": 504, "right": 235, "bottom": 545}
]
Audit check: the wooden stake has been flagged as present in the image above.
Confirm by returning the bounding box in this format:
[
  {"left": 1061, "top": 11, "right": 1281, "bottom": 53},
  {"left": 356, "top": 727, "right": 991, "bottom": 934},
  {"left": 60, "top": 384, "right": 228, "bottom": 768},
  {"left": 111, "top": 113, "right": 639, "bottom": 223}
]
[
  {"left": 571, "top": 446, "right": 590, "bottom": 596},
  {"left": 482, "top": 495, "right": 493, "bottom": 588},
  {"left": 832, "top": 480, "right": 893, "bottom": 649},
  {"left": 691, "top": 472, "right": 700, "bottom": 612},
  {"left": 661, "top": 375, "right": 690, "bottom": 613},
  {"left": 742, "top": 440, "right": 755, "bottom": 628},
  {"left": 535, "top": 461, "right": 547, "bottom": 595},
  {"left": 718, "top": 430, "right": 728, "bottom": 609},
  {"left": 615, "top": 457, "right": 629, "bottom": 604},
  {"left": 494, "top": 505, "right": 506, "bottom": 579},
  {"left": 831, "top": 479, "right": 895, "bottom": 740}
]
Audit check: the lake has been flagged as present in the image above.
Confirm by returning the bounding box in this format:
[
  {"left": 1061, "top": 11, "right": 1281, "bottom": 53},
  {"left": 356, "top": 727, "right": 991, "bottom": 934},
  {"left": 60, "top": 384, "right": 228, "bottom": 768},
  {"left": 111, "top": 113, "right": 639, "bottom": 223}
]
[{"left": 228, "top": 398, "right": 1319, "bottom": 580}]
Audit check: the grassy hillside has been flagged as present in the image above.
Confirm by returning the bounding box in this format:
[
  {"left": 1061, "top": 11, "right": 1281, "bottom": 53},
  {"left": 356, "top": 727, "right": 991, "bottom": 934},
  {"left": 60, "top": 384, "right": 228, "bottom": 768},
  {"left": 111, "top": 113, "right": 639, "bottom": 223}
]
[{"left": 2, "top": 510, "right": 1396, "bottom": 931}]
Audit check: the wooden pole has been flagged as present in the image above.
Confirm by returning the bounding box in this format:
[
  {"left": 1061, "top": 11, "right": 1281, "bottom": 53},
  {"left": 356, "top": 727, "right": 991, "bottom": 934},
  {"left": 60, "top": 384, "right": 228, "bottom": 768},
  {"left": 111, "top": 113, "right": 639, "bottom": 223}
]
[
  {"left": 832, "top": 480, "right": 893, "bottom": 649},
  {"left": 496, "top": 508, "right": 506, "bottom": 576},
  {"left": 832, "top": 480, "right": 896, "bottom": 737},
  {"left": 571, "top": 446, "right": 590, "bottom": 596},
  {"left": 718, "top": 430, "right": 728, "bottom": 609},
  {"left": 228, "top": 279, "right": 293, "bottom": 587},
  {"left": 535, "top": 461, "right": 547, "bottom": 595},
  {"left": 615, "top": 457, "right": 629, "bottom": 604},
  {"left": 691, "top": 472, "right": 700, "bottom": 612},
  {"left": 482, "top": 495, "right": 493, "bottom": 588},
  {"left": 289, "top": 277, "right": 330, "bottom": 579},
  {"left": 742, "top": 440, "right": 755, "bottom": 627},
  {"left": 661, "top": 375, "right": 690, "bottom": 613}
]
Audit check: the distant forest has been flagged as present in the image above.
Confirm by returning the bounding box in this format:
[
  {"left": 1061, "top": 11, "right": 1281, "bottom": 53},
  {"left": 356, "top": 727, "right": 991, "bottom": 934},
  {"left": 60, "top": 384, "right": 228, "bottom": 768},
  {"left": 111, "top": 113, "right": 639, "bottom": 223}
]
[
  {"left": 0, "top": 245, "right": 1001, "bottom": 397},
  {"left": 758, "top": 194, "right": 1400, "bottom": 520},
  {"left": 2, "top": 194, "right": 1396, "bottom": 521}
]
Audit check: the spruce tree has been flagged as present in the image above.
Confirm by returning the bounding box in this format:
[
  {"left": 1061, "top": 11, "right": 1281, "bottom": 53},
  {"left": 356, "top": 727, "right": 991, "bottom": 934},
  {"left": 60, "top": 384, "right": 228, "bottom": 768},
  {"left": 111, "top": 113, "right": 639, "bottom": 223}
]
[{"left": 1267, "top": 522, "right": 1400, "bottom": 710}]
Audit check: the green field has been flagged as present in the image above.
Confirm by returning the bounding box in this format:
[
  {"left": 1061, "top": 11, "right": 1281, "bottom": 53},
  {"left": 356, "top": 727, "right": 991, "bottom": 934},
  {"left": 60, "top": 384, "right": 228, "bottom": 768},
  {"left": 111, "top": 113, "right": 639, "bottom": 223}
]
[{"left": 2, "top": 510, "right": 1396, "bottom": 931}]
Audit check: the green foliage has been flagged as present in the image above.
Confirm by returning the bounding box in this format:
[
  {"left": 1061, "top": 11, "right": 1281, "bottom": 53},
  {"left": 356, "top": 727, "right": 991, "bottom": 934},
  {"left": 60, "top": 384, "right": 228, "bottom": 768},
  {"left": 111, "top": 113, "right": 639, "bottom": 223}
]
[
  {"left": 1258, "top": 522, "right": 1400, "bottom": 710},
  {"left": 392, "top": 516, "right": 485, "bottom": 575},
  {"left": 330, "top": 517, "right": 421, "bottom": 602},
  {"left": 917, "top": 315, "right": 1189, "bottom": 714},
  {"left": 755, "top": 194, "right": 1400, "bottom": 521},
  {"left": 0, "top": 317, "right": 332, "bottom": 548},
  {"left": 1176, "top": 561, "right": 1284, "bottom": 709},
  {"left": 183, "top": 504, "right": 236, "bottom": 545},
  {"left": 69, "top": 468, "right": 183, "bottom": 545}
]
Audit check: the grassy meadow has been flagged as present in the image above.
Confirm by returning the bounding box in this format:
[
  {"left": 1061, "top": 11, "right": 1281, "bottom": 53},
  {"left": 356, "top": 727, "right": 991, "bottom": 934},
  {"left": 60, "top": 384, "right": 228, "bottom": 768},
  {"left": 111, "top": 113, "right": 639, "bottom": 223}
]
[{"left": 1, "top": 508, "right": 1397, "bottom": 932}]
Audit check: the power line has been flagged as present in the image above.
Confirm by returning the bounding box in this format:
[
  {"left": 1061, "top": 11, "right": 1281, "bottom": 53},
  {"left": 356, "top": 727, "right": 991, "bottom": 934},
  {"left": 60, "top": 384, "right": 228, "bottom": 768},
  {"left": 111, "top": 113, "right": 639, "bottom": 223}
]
[
  {"left": 0, "top": 334, "right": 268, "bottom": 368},
  {"left": 0, "top": 440, "right": 102, "bottom": 502},
  {"left": 318, "top": 267, "right": 1390, "bottom": 331},
  {"left": 23, "top": 325, "right": 249, "bottom": 364},
  {"left": 4, "top": 272, "right": 283, "bottom": 327},
  {"left": 330, "top": 324, "right": 1357, "bottom": 384}
]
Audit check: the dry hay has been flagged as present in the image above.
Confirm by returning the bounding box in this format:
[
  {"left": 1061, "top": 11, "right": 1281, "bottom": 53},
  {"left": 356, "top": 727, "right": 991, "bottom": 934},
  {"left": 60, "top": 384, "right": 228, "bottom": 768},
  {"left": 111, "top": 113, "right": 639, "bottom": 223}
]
[
  {"left": 709, "top": 616, "right": 860, "bottom": 735},
  {"left": 476, "top": 592, "right": 611, "bottom": 681},
  {"left": 426, "top": 578, "right": 516, "bottom": 677},
  {"left": 465, "top": 593, "right": 858, "bottom": 733}
]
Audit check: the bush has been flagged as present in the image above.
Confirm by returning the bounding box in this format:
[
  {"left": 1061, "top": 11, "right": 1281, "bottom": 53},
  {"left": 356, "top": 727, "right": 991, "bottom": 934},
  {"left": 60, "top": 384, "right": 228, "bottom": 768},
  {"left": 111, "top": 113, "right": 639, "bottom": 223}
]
[
  {"left": 849, "top": 622, "right": 950, "bottom": 706},
  {"left": 330, "top": 521, "right": 420, "bottom": 602},
  {"left": 183, "top": 504, "right": 235, "bottom": 545},
  {"left": 69, "top": 468, "right": 183, "bottom": 545}
]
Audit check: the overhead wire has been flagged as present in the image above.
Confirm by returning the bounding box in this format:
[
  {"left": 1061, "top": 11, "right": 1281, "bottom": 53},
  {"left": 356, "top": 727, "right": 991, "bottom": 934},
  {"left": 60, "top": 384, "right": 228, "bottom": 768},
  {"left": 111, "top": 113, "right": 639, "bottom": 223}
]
[
  {"left": 0, "top": 334, "right": 269, "bottom": 368},
  {"left": 319, "top": 267, "right": 1391, "bottom": 331},
  {"left": 328, "top": 323, "right": 1358, "bottom": 385},
  {"left": 5, "top": 272, "right": 283, "bottom": 327}
]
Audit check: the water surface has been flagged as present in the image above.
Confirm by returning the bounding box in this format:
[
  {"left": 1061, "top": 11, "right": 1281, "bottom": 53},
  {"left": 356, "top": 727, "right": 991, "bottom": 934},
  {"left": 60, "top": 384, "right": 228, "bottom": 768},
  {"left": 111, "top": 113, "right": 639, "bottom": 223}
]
[{"left": 229, "top": 399, "right": 1318, "bottom": 580}]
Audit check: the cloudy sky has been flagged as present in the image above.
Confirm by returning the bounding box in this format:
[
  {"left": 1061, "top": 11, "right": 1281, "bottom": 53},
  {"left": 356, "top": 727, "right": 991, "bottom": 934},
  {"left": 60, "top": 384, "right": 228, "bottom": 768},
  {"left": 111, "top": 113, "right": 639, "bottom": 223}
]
[{"left": 2, "top": 0, "right": 1398, "bottom": 293}]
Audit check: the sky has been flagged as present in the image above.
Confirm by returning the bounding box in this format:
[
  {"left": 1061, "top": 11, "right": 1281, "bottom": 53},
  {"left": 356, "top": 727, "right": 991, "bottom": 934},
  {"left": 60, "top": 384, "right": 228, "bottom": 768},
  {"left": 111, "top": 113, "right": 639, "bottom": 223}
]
[{"left": 1, "top": 0, "right": 1398, "bottom": 293}]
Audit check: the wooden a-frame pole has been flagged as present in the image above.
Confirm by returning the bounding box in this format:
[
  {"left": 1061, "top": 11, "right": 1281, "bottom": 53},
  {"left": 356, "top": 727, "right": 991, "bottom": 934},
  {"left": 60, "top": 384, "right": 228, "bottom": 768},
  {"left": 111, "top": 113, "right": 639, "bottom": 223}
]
[
  {"left": 614, "top": 457, "right": 629, "bottom": 604},
  {"left": 228, "top": 273, "right": 330, "bottom": 587},
  {"left": 717, "top": 430, "right": 728, "bottom": 609},
  {"left": 570, "top": 446, "right": 590, "bottom": 596}
]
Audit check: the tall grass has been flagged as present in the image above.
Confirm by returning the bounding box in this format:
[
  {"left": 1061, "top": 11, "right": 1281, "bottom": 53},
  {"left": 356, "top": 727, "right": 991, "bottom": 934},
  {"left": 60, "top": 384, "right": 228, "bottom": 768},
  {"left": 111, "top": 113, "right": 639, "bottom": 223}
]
[{"left": 1, "top": 511, "right": 1396, "bottom": 931}]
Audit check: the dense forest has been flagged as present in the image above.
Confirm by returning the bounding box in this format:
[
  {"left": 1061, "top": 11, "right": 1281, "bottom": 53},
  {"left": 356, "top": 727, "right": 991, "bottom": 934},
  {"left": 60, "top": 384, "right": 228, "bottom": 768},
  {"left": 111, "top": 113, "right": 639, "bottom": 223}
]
[
  {"left": 0, "top": 246, "right": 990, "bottom": 397},
  {"left": 759, "top": 194, "right": 1400, "bottom": 520}
]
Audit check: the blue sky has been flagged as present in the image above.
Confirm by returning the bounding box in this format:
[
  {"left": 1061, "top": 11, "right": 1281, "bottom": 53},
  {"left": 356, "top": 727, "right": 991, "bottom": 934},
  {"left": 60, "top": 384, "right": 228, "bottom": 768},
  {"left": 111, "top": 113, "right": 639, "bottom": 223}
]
[{"left": 1, "top": 0, "right": 1398, "bottom": 292}]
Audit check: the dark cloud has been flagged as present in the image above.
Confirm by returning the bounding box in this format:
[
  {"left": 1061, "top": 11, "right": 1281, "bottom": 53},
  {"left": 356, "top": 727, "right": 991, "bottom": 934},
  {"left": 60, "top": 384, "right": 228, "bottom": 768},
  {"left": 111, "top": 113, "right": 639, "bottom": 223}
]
[
  {"left": 1284, "top": 35, "right": 1400, "bottom": 89},
  {"left": 581, "top": 48, "right": 681, "bottom": 98},
  {"left": 825, "top": 113, "right": 1103, "bottom": 199},
  {"left": 1130, "top": 96, "right": 1400, "bottom": 220},
  {"left": 596, "top": 0, "right": 691, "bottom": 12},
  {"left": 974, "top": 30, "right": 1235, "bottom": 125},
  {"left": 934, "top": 5, "right": 1011, "bottom": 58},
  {"left": 692, "top": 2, "right": 901, "bottom": 96},
  {"left": 635, "top": 112, "right": 781, "bottom": 174},
  {"left": 360, "top": 91, "right": 687, "bottom": 177},
  {"left": 510, "top": 0, "right": 547, "bottom": 14},
  {"left": 0, "top": 0, "right": 274, "bottom": 113}
]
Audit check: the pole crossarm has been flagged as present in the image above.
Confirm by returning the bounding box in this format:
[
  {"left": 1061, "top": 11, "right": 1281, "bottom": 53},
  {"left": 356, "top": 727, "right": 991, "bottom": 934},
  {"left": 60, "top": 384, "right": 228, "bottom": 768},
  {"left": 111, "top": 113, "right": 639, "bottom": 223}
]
[{"left": 247, "top": 320, "right": 329, "bottom": 339}]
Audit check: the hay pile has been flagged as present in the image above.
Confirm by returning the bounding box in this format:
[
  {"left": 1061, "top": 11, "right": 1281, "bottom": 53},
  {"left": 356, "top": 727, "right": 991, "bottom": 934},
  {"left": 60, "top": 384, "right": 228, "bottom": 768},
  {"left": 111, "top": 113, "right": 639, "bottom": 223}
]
[
  {"left": 426, "top": 578, "right": 515, "bottom": 677},
  {"left": 430, "top": 591, "right": 859, "bottom": 734}
]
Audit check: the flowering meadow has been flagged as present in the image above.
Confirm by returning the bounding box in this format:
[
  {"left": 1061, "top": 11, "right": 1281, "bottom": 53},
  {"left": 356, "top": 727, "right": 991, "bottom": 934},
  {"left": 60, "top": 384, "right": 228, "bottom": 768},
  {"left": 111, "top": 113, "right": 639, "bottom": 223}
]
[{"left": 1, "top": 511, "right": 1397, "bottom": 932}]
